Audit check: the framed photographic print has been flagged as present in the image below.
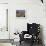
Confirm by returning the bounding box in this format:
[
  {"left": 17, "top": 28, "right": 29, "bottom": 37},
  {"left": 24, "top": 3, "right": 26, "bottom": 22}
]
[{"left": 16, "top": 10, "right": 25, "bottom": 17}]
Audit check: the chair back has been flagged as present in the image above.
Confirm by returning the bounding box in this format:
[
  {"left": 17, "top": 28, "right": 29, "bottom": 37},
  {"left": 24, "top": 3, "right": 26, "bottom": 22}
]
[{"left": 27, "top": 23, "right": 40, "bottom": 35}]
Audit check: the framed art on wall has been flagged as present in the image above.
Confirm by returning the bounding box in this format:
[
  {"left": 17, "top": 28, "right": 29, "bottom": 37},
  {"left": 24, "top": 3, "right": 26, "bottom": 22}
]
[{"left": 16, "top": 10, "right": 25, "bottom": 17}]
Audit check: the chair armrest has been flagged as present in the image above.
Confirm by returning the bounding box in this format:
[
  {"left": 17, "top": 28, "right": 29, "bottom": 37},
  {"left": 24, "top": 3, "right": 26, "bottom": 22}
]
[
  {"left": 19, "top": 31, "right": 27, "bottom": 41},
  {"left": 22, "top": 31, "right": 28, "bottom": 35}
]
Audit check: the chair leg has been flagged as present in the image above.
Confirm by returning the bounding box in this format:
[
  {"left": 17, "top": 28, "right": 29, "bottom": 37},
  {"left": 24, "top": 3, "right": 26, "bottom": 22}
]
[
  {"left": 30, "top": 38, "right": 34, "bottom": 46},
  {"left": 30, "top": 41, "right": 34, "bottom": 46},
  {"left": 20, "top": 41, "right": 21, "bottom": 45}
]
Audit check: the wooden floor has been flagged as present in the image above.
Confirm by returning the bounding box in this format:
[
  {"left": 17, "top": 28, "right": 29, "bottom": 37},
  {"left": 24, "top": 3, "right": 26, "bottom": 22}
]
[
  {"left": 19, "top": 41, "right": 43, "bottom": 46},
  {"left": 0, "top": 39, "right": 14, "bottom": 43}
]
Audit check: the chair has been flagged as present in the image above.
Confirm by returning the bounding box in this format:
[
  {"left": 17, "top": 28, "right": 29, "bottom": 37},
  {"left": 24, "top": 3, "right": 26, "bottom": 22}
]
[{"left": 19, "top": 23, "right": 40, "bottom": 46}]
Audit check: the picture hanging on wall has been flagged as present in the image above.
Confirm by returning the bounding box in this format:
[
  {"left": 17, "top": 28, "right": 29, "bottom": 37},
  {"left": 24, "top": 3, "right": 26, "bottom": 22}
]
[{"left": 16, "top": 10, "right": 25, "bottom": 17}]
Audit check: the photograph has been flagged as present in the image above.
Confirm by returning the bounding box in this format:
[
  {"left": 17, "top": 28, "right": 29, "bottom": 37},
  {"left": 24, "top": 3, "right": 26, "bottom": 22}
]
[{"left": 16, "top": 10, "right": 25, "bottom": 17}]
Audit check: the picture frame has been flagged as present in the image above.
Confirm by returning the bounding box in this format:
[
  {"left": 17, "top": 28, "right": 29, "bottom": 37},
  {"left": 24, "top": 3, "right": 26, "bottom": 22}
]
[{"left": 16, "top": 10, "right": 25, "bottom": 17}]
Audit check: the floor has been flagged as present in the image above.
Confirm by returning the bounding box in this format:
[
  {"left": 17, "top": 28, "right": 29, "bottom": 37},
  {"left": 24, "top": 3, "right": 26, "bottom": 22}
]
[
  {"left": 19, "top": 41, "right": 43, "bottom": 46},
  {"left": 0, "top": 43, "right": 13, "bottom": 46},
  {"left": 0, "top": 41, "right": 43, "bottom": 46}
]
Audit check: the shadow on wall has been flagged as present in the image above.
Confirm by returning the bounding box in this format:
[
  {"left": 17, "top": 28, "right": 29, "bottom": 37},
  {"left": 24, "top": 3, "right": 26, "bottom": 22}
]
[{"left": 40, "top": 25, "right": 45, "bottom": 46}]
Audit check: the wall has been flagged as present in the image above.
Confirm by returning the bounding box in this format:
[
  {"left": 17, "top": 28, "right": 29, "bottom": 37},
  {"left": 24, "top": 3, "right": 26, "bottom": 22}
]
[
  {"left": 9, "top": 0, "right": 46, "bottom": 45},
  {"left": 0, "top": 0, "right": 13, "bottom": 46},
  {"left": 0, "top": 2, "right": 9, "bottom": 39},
  {"left": 0, "top": 0, "right": 8, "bottom": 3}
]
